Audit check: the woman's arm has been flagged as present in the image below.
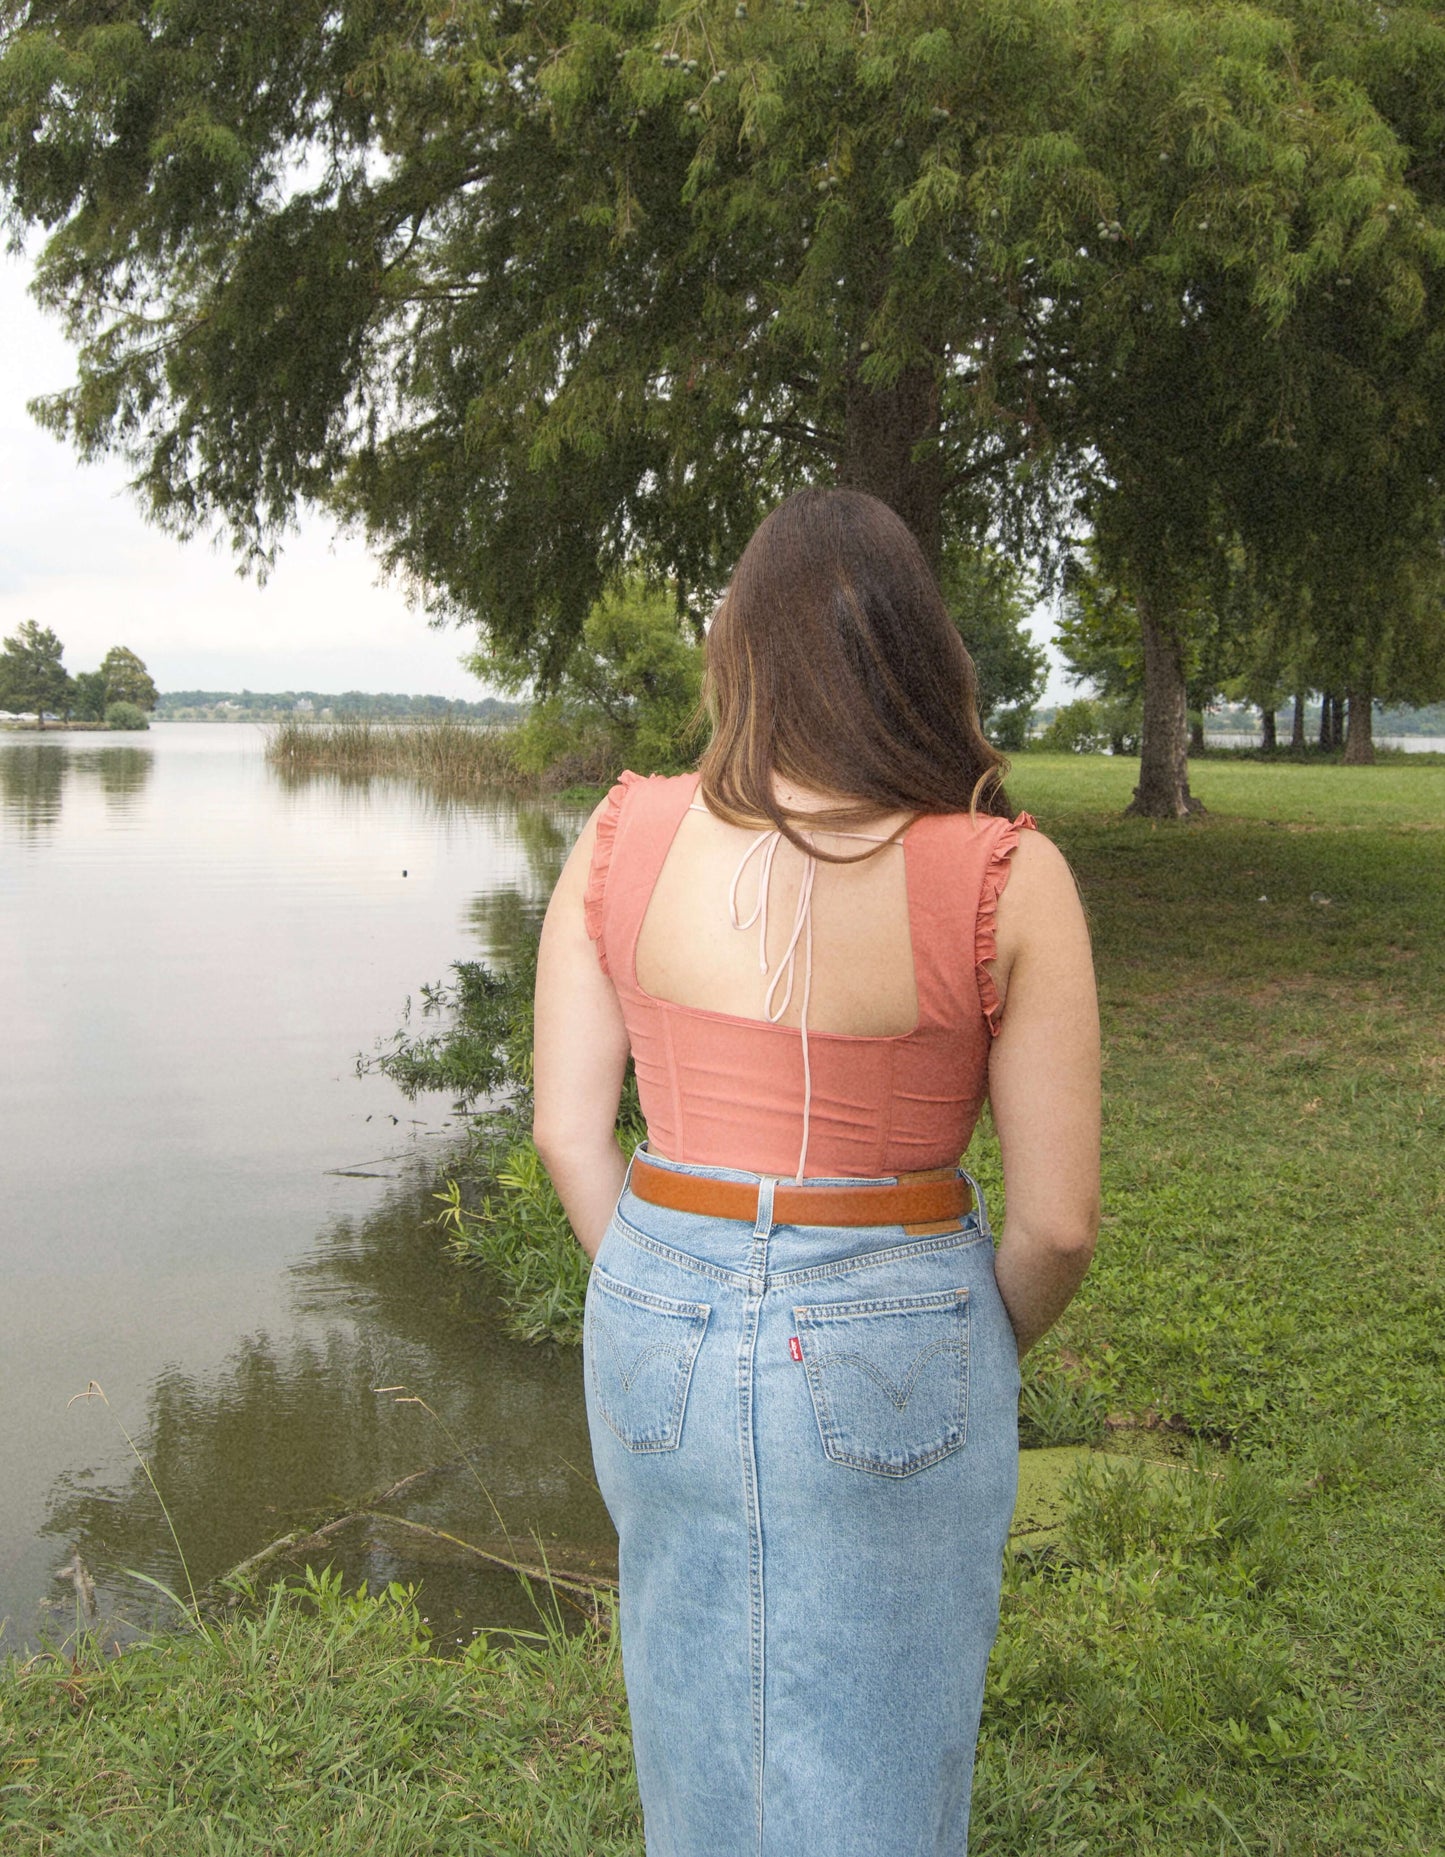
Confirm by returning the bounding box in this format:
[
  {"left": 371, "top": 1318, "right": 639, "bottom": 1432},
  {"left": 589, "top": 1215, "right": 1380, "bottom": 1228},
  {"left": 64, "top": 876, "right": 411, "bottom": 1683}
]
[
  {"left": 984, "top": 831, "right": 1101, "bottom": 1358},
  {"left": 532, "top": 807, "right": 633, "bottom": 1261}
]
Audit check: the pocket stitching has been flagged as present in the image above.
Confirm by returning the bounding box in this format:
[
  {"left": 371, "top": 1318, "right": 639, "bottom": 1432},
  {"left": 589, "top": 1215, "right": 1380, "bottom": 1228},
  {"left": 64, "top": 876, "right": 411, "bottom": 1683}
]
[
  {"left": 796, "top": 1288, "right": 969, "bottom": 1478},
  {"left": 587, "top": 1270, "right": 711, "bottom": 1455}
]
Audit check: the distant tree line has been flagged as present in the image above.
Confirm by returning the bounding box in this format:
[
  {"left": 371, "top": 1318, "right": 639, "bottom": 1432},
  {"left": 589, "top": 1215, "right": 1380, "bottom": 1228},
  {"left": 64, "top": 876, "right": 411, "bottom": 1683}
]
[
  {"left": 0, "top": 621, "right": 157, "bottom": 729},
  {"left": 157, "top": 690, "right": 523, "bottom": 722}
]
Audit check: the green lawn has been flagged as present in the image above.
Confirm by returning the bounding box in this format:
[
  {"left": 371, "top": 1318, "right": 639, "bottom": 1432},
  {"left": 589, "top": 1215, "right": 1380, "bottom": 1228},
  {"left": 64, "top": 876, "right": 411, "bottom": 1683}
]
[
  {"left": 4, "top": 757, "right": 1442, "bottom": 1854},
  {"left": 964, "top": 754, "right": 1445, "bottom": 1853}
]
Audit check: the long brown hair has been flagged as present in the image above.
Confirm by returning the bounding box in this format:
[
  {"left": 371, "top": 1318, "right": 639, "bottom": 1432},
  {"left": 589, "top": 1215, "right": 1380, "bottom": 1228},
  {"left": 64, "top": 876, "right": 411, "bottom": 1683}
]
[{"left": 697, "top": 488, "right": 1012, "bottom": 856}]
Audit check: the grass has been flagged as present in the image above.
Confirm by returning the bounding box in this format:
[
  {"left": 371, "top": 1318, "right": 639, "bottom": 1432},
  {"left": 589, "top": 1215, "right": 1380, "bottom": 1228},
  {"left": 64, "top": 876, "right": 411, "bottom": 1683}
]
[
  {"left": 1, "top": 1571, "right": 639, "bottom": 1855},
  {"left": 5, "top": 755, "right": 1442, "bottom": 1853},
  {"left": 266, "top": 715, "right": 540, "bottom": 794},
  {"left": 957, "top": 752, "right": 1445, "bottom": 1853}
]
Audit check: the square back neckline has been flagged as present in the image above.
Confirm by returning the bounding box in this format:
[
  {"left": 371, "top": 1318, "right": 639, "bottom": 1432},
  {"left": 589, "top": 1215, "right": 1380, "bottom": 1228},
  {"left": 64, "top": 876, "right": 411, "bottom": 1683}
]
[{"left": 625, "top": 772, "right": 927, "bottom": 1045}]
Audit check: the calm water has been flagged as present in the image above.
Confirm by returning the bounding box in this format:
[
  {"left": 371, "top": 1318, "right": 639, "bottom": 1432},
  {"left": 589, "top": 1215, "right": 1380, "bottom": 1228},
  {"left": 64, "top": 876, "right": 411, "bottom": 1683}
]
[
  {"left": 0, "top": 724, "right": 614, "bottom": 1655},
  {"left": 1203, "top": 732, "right": 1445, "bottom": 752}
]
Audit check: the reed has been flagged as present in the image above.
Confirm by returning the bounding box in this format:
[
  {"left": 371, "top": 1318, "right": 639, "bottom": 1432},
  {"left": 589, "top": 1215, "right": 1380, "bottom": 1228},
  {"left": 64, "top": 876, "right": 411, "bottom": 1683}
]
[{"left": 265, "top": 715, "right": 539, "bottom": 794}]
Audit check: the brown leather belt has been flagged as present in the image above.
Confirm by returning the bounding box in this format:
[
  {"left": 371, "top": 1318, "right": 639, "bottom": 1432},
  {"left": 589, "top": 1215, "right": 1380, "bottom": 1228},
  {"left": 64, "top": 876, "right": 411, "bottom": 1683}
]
[{"left": 628, "top": 1155, "right": 973, "bottom": 1228}]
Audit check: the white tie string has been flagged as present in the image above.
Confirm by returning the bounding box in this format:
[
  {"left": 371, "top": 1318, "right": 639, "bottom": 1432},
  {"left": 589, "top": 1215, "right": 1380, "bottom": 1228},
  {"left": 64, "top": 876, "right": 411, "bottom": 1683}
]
[
  {"left": 727, "top": 828, "right": 817, "bottom": 1177},
  {"left": 692, "top": 800, "right": 897, "bottom": 1184}
]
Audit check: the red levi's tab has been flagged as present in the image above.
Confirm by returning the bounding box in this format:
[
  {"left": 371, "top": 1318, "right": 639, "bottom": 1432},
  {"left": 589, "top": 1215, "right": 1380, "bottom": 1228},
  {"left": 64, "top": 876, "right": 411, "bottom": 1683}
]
[{"left": 789, "top": 1336, "right": 803, "bottom": 1363}]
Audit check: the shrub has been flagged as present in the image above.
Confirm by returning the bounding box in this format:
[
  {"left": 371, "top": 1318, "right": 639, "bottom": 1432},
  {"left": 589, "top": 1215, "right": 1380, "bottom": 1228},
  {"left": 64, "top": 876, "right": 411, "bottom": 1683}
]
[
  {"left": 988, "top": 704, "right": 1035, "bottom": 752},
  {"left": 1037, "top": 698, "right": 1106, "bottom": 753},
  {"left": 472, "top": 579, "right": 703, "bottom": 782},
  {"left": 104, "top": 700, "right": 150, "bottom": 731}
]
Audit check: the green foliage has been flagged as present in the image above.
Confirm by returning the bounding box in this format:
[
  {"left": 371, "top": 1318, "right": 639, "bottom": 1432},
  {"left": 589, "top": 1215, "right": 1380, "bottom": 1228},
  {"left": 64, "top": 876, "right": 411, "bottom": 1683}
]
[
  {"left": 1038, "top": 698, "right": 1109, "bottom": 754},
  {"left": 436, "top": 1144, "right": 596, "bottom": 1348},
  {"left": 1056, "top": 555, "right": 1145, "bottom": 706},
  {"left": 987, "top": 704, "right": 1034, "bottom": 752},
  {"left": 368, "top": 950, "right": 538, "bottom": 1111},
  {"left": 369, "top": 927, "right": 641, "bottom": 1345},
  {"left": 475, "top": 579, "right": 704, "bottom": 784},
  {"left": 1017, "top": 1360, "right": 1108, "bottom": 1449},
  {"left": 70, "top": 667, "right": 108, "bottom": 722},
  {"left": 99, "top": 645, "right": 158, "bottom": 711},
  {"left": 0, "top": 619, "right": 72, "bottom": 723},
  {"left": 0, "top": 1570, "right": 642, "bottom": 1853},
  {"left": 10, "top": 0, "right": 1443, "bottom": 703},
  {"left": 1056, "top": 545, "right": 1236, "bottom": 718},
  {"left": 103, "top": 700, "right": 150, "bottom": 731},
  {"left": 267, "top": 716, "right": 533, "bottom": 795},
  {"left": 959, "top": 751, "right": 1445, "bottom": 1849},
  {"left": 940, "top": 546, "right": 1047, "bottom": 726}
]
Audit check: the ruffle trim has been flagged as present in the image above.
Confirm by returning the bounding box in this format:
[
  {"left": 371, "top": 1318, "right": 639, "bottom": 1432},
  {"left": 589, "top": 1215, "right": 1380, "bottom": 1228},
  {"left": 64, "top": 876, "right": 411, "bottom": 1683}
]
[
  {"left": 582, "top": 771, "right": 641, "bottom": 976},
  {"left": 976, "top": 810, "right": 1037, "bottom": 1037}
]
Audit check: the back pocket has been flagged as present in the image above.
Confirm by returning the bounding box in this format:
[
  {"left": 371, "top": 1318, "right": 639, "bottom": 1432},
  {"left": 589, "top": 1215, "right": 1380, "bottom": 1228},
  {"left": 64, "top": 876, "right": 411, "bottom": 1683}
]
[
  {"left": 586, "top": 1269, "right": 711, "bottom": 1453},
  {"left": 794, "top": 1288, "right": 969, "bottom": 1477}
]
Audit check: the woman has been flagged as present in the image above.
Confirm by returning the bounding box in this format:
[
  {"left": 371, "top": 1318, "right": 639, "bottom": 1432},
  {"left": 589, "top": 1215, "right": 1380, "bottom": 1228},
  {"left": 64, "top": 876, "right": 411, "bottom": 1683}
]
[{"left": 533, "top": 488, "right": 1099, "bottom": 1856}]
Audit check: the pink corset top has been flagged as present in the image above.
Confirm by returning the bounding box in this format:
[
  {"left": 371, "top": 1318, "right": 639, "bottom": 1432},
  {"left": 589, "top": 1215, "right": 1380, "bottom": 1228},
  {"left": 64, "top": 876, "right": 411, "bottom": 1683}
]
[{"left": 584, "top": 771, "right": 1034, "bottom": 1182}]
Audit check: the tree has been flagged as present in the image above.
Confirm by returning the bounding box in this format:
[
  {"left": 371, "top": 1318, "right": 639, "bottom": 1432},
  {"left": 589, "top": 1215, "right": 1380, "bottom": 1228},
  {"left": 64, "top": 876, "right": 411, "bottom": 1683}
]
[
  {"left": 1038, "top": 699, "right": 1110, "bottom": 755},
  {"left": 1234, "top": 3, "right": 1445, "bottom": 767},
  {"left": 71, "top": 668, "right": 109, "bottom": 723},
  {"left": 982, "top": 2, "right": 1445, "bottom": 810},
  {"left": 103, "top": 699, "right": 150, "bottom": 731},
  {"left": 1312, "top": 540, "right": 1445, "bottom": 765},
  {"left": 99, "top": 646, "right": 159, "bottom": 712},
  {"left": 0, "top": 0, "right": 1075, "bottom": 680},
  {"left": 0, "top": 620, "right": 72, "bottom": 726},
  {"left": 939, "top": 547, "right": 1047, "bottom": 735},
  {"left": 475, "top": 580, "right": 703, "bottom": 782},
  {"left": 2, "top": 0, "right": 1441, "bottom": 815}
]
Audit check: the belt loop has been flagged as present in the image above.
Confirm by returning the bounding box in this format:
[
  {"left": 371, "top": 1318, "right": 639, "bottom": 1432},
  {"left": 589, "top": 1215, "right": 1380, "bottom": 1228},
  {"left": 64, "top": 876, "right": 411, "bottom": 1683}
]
[
  {"left": 962, "top": 1167, "right": 988, "bottom": 1234},
  {"left": 753, "top": 1175, "right": 777, "bottom": 1240}
]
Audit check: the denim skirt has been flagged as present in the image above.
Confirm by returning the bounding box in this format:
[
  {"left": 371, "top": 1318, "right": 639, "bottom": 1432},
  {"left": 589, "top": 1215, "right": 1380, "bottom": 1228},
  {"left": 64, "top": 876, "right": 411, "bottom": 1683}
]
[{"left": 584, "top": 1152, "right": 1021, "bottom": 1857}]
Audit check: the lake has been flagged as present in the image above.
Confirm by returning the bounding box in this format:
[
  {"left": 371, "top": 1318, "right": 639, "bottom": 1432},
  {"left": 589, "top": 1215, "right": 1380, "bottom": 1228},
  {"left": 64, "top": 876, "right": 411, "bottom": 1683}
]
[
  {"left": 0, "top": 724, "right": 614, "bottom": 1657},
  {"left": 1201, "top": 732, "right": 1445, "bottom": 752}
]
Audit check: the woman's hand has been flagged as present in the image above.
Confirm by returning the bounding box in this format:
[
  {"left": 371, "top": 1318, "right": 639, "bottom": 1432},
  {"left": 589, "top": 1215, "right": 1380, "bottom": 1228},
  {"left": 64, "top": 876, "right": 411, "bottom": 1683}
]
[
  {"left": 984, "top": 830, "right": 1101, "bottom": 1357},
  {"left": 532, "top": 804, "right": 632, "bottom": 1260}
]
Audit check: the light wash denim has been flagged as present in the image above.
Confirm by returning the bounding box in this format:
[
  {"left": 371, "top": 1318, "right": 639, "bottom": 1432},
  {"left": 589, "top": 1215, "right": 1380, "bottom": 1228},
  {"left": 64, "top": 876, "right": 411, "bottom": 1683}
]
[{"left": 584, "top": 1150, "right": 1021, "bottom": 1857}]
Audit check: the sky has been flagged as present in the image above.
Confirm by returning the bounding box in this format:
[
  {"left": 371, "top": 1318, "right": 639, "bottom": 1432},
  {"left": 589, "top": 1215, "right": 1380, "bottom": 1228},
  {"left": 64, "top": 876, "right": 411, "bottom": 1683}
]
[{"left": 1, "top": 248, "right": 1068, "bottom": 702}]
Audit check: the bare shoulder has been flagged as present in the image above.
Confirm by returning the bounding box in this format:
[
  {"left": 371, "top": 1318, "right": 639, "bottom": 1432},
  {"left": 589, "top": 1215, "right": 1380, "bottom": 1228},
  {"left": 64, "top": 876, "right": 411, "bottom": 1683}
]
[
  {"left": 1002, "top": 827, "right": 1081, "bottom": 905},
  {"left": 993, "top": 827, "right": 1092, "bottom": 972}
]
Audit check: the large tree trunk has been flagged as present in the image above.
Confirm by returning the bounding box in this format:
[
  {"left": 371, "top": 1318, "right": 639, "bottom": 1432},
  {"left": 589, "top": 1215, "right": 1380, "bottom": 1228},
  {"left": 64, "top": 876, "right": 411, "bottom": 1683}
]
[
  {"left": 1290, "top": 692, "right": 1306, "bottom": 751},
  {"left": 1125, "top": 599, "right": 1202, "bottom": 817},
  {"left": 1344, "top": 687, "right": 1375, "bottom": 765},
  {"left": 1261, "top": 706, "right": 1277, "bottom": 752},
  {"left": 840, "top": 365, "right": 943, "bottom": 574}
]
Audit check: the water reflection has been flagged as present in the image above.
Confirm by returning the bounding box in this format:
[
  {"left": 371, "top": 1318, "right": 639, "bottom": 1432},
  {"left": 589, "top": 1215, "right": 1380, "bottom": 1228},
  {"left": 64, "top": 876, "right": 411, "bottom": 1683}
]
[
  {"left": 41, "top": 1163, "right": 615, "bottom": 1645},
  {"left": 0, "top": 740, "right": 155, "bottom": 834},
  {"left": 0, "top": 742, "right": 67, "bottom": 835},
  {"left": 461, "top": 808, "right": 577, "bottom": 956},
  {"left": 73, "top": 746, "right": 155, "bottom": 809}
]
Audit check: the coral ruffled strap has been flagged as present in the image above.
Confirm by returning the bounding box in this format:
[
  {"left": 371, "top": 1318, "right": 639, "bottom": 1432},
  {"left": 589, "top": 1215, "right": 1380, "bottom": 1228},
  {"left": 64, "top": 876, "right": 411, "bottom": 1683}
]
[
  {"left": 583, "top": 772, "right": 641, "bottom": 976},
  {"left": 975, "top": 811, "right": 1037, "bottom": 1036}
]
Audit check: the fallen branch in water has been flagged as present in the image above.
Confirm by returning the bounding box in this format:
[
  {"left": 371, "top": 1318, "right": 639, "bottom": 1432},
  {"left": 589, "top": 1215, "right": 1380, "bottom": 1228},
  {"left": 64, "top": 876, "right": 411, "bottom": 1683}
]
[
  {"left": 354, "top": 1513, "right": 617, "bottom": 1599},
  {"left": 206, "top": 1461, "right": 616, "bottom": 1608}
]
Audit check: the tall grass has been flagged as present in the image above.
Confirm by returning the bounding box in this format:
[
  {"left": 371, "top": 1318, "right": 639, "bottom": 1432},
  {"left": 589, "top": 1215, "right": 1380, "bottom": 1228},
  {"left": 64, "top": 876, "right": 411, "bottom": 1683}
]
[
  {"left": 2, "top": 1571, "right": 640, "bottom": 1855},
  {"left": 266, "top": 715, "right": 539, "bottom": 794}
]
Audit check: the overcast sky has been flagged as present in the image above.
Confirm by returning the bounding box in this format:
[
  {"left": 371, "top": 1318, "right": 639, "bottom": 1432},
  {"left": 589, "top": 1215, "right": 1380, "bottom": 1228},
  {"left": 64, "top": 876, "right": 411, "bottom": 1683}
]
[{"left": 2, "top": 247, "right": 1067, "bottom": 702}]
